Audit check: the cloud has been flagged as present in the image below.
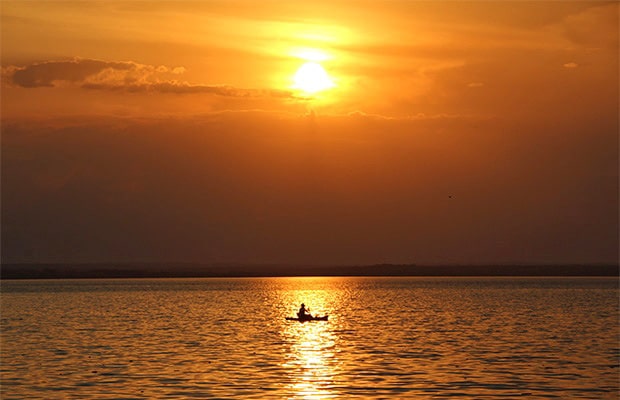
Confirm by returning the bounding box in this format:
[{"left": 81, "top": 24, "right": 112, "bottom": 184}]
[
  {"left": 2, "top": 58, "right": 293, "bottom": 98},
  {"left": 560, "top": 4, "right": 619, "bottom": 50},
  {"left": 2, "top": 58, "right": 163, "bottom": 88},
  {"left": 563, "top": 62, "right": 578, "bottom": 68},
  {"left": 345, "top": 110, "right": 490, "bottom": 123},
  {"left": 81, "top": 81, "right": 293, "bottom": 98}
]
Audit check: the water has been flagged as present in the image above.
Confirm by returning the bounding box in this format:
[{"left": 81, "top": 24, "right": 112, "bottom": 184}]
[{"left": 1, "top": 277, "right": 618, "bottom": 399}]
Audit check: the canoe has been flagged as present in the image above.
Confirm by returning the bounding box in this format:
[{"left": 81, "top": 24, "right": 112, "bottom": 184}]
[{"left": 285, "top": 315, "right": 328, "bottom": 322}]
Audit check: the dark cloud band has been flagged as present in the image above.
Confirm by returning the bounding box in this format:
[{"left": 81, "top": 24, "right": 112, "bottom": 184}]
[{"left": 2, "top": 58, "right": 293, "bottom": 98}]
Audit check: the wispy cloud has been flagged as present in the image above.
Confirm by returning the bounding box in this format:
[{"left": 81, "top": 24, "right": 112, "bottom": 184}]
[{"left": 2, "top": 58, "right": 293, "bottom": 98}]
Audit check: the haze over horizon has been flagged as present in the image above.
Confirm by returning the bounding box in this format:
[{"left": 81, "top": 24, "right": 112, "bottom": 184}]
[{"left": 2, "top": 1, "right": 618, "bottom": 267}]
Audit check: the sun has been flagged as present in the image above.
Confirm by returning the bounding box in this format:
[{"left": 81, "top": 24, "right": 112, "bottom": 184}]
[{"left": 292, "top": 62, "right": 334, "bottom": 95}]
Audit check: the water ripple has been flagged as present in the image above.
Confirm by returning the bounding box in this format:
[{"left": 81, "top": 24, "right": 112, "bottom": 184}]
[{"left": 1, "top": 277, "right": 618, "bottom": 399}]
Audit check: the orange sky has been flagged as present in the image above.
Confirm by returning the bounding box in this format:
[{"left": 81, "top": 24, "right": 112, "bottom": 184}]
[{"left": 1, "top": 1, "right": 618, "bottom": 265}]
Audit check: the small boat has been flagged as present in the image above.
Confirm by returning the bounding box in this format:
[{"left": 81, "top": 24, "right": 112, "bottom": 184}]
[{"left": 285, "top": 315, "right": 328, "bottom": 322}]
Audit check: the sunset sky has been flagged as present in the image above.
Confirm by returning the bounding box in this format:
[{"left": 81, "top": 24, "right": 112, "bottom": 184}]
[{"left": 2, "top": 1, "right": 618, "bottom": 266}]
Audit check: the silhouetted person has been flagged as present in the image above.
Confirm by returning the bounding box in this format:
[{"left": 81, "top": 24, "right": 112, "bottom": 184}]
[{"left": 297, "top": 303, "right": 311, "bottom": 319}]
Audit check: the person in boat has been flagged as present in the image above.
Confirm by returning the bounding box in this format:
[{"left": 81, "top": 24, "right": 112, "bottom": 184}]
[{"left": 297, "top": 303, "right": 311, "bottom": 319}]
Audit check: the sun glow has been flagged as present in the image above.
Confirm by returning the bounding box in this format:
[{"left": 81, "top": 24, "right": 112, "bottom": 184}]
[
  {"left": 292, "top": 62, "right": 334, "bottom": 95},
  {"left": 292, "top": 48, "right": 331, "bottom": 62}
]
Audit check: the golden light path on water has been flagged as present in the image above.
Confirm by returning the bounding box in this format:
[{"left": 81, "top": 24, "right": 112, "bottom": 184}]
[{"left": 279, "top": 279, "right": 339, "bottom": 399}]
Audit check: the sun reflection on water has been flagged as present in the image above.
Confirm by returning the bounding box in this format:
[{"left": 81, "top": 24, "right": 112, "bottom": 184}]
[{"left": 281, "top": 284, "right": 338, "bottom": 399}]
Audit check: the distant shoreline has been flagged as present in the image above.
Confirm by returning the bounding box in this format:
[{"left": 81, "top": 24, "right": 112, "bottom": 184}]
[{"left": 1, "top": 263, "right": 617, "bottom": 279}]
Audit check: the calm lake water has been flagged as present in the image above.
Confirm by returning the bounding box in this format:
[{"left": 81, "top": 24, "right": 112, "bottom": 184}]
[{"left": 1, "top": 277, "right": 618, "bottom": 399}]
